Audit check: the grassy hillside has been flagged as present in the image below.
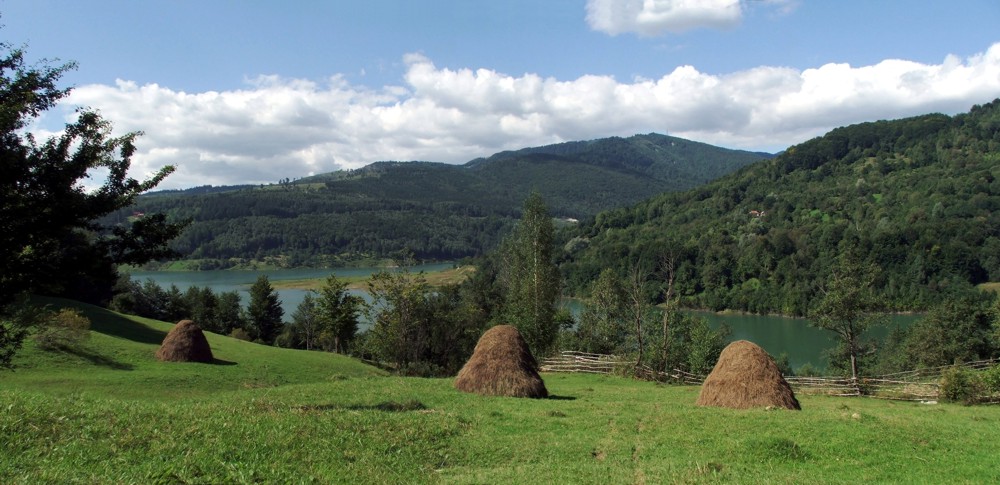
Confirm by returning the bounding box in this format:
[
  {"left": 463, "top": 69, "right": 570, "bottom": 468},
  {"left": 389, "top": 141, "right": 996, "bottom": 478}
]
[
  {"left": 4, "top": 298, "right": 384, "bottom": 399},
  {"left": 113, "top": 134, "right": 767, "bottom": 266},
  {"left": 2, "top": 300, "right": 999, "bottom": 483}
]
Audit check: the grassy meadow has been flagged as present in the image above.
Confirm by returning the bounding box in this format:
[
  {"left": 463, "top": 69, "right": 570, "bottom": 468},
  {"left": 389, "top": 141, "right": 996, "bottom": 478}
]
[{"left": 2, "top": 299, "right": 1000, "bottom": 483}]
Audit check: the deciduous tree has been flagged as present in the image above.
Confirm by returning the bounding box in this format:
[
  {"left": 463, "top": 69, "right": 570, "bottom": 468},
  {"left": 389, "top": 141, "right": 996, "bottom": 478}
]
[
  {"left": 315, "top": 274, "right": 363, "bottom": 353},
  {"left": 498, "top": 192, "right": 560, "bottom": 357},
  {"left": 1, "top": 40, "right": 184, "bottom": 366},
  {"left": 577, "top": 268, "right": 628, "bottom": 354},
  {"left": 810, "top": 252, "right": 887, "bottom": 383}
]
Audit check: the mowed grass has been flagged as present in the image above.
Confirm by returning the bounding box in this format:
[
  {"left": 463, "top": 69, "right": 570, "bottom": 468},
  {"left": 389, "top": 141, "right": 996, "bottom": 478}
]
[{"left": 2, "top": 300, "right": 1000, "bottom": 483}]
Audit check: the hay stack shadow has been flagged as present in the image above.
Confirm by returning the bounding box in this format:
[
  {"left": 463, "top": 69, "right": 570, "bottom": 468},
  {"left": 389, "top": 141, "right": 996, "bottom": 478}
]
[
  {"left": 696, "top": 340, "right": 800, "bottom": 410},
  {"left": 156, "top": 320, "right": 214, "bottom": 363},
  {"left": 455, "top": 325, "right": 548, "bottom": 398}
]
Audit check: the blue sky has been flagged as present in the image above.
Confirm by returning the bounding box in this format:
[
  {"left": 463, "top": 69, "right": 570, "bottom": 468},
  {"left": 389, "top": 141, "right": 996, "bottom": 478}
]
[{"left": 4, "top": 0, "right": 1000, "bottom": 189}]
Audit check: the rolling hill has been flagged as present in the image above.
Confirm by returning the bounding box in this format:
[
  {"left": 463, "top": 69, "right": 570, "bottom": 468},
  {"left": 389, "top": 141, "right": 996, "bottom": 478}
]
[{"left": 112, "top": 134, "right": 769, "bottom": 267}]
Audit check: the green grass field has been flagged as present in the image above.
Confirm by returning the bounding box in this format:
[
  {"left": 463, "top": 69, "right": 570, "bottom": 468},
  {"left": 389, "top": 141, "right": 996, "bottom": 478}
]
[{"left": 2, "top": 299, "right": 999, "bottom": 483}]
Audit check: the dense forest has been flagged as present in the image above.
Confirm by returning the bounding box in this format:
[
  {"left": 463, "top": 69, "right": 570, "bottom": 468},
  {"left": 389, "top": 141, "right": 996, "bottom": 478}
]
[
  {"left": 106, "top": 134, "right": 768, "bottom": 267},
  {"left": 562, "top": 99, "right": 1000, "bottom": 315}
]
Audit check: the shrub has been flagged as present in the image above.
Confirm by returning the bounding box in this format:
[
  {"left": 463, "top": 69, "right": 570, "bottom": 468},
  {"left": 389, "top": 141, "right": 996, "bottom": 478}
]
[
  {"left": 979, "top": 365, "right": 1000, "bottom": 395},
  {"left": 33, "top": 309, "right": 90, "bottom": 351},
  {"left": 795, "top": 363, "right": 822, "bottom": 377},
  {"left": 939, "top": 366, "right": 984, "bottom": 405},
  {"left": 229, "top": 328, "right": 252, "bottom": 341}
]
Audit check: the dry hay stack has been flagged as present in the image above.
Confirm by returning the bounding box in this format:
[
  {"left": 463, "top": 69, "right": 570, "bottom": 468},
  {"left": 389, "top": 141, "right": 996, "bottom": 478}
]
[
  {"left": 156, "top": 320, "right": 214, "bottom": 363},
  {"left": 454, "top": 325, "right": 548, "bottom": 398},
  {"left": 696, "top": 340, "right": 800, "bottom": 410}
]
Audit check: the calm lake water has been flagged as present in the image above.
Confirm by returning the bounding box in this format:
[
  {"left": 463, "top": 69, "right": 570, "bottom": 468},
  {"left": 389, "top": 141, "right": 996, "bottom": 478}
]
[
  {"left": 131, "top": 267, "right": 917, "bottom": 370},
  {"left": 129, "top": 263, "right": 453, "bottom": 322}
]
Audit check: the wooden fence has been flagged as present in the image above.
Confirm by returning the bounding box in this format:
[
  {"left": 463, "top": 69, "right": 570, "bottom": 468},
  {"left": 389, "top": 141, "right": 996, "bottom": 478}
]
[
  {"left": 539, "top": 351, "right": 622, "bottom": 374},
  {"left": 540, "top": 351, "right": 1000, "bottom": 402}
]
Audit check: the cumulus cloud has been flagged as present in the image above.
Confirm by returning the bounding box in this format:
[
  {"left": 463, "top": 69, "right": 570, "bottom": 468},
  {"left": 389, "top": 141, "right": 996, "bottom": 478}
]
[
  {"left": 585, "top": 0, "right": 799, "bottom": 36},
  {"left": 586, "top": 0, "right": 740, "bottom": 36},
  {"left": 50, "top": 42, "right": 1000, "bottom": 190}
]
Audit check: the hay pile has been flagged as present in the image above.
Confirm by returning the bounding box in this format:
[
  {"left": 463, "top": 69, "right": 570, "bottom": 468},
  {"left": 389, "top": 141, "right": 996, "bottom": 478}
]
[
  {"left": 696, "top": 340, "right": 800, "bottom": 410},
  {"left": 156, "top": 320, "right": 214, "bottom": 363},
  {"left": 454, "top": 325, "right": 548, "bottom": 398}
]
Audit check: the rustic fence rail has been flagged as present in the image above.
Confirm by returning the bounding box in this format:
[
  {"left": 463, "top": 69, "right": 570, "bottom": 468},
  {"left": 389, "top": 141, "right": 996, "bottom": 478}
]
[
  {"left": 540, "top": 351, "right": 1000, "bottom": 402},
  {"left": 539, "top": 351, "right": 623, "bottom": 374}
]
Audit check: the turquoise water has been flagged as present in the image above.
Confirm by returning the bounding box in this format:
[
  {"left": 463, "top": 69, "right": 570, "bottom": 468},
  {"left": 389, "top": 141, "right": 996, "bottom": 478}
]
[
  {"left": 129, "top": 263, "right": 453, "bottom": 325},
  {"left": 132, "top": 267, "right": 916, "bottom": 369}
]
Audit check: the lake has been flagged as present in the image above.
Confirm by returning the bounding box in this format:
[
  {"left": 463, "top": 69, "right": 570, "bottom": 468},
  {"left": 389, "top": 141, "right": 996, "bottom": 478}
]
[
  {"left": 131, "top": 267, "right": 917, "bottom": 370},
  {"left": 129, "top": 263, "right": 454, "bottom": 320}
]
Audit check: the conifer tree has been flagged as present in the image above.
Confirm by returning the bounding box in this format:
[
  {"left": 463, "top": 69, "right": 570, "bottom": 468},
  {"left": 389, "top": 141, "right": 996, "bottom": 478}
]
[{"left": 247, "top": 275, "right": 283, "bottom": 344}]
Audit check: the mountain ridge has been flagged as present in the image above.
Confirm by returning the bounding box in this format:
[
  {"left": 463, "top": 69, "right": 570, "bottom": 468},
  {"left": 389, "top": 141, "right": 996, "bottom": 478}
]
[{"left": 115, "top": 133, "right": 769, "bottom": 267}]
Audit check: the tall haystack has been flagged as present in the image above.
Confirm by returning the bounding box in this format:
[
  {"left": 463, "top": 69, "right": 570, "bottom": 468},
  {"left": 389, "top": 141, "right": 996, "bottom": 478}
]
[
  {"left": 696, "top": 340, "right": 800, "bottom": 410},
  {"left": 156, "top": 320, "right": 214, "bottom": 363},
  {"left": 454, "top": 325, "right": 548, "bottom": 398}
]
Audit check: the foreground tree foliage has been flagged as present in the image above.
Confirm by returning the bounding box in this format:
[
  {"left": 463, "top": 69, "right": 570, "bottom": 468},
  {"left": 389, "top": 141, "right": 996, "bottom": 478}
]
[{"left": 0, "top": 41, "right": 184, "bottom": 367}]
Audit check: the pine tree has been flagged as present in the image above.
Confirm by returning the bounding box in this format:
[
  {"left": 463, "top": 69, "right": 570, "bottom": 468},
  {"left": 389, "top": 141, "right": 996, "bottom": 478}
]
[{"left": 247, "top": 275, "right": 283, "bottom": 344}]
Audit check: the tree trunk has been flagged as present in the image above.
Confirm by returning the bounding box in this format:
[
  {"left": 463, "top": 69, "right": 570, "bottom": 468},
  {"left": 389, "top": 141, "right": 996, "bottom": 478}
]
[{"left": 660, "top": 253, "right": 676, "bottom": 375}]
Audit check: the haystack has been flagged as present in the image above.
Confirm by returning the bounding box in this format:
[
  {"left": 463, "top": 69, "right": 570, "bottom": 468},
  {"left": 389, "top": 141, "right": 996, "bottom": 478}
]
[
  {"left": 156, "top": 320, "right": 214, "bottom": 363},
  {"left": 454, "top": 325, "right": 548, "bottom": 398},
  {"left": 696, "top": 340, "right": 800, "bottom": 410}
]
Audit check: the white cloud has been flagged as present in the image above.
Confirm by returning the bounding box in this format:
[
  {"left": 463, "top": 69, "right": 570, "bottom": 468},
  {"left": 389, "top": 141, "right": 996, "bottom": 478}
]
[
  {"left": 586, "top": 0, "right": 742, "bottom": 36},
  {"left": 585, "top": 0, "right": 800, "bottom": 36},
  {"left": 50, "top": 42, "right": 1000, "bottom": 190}
]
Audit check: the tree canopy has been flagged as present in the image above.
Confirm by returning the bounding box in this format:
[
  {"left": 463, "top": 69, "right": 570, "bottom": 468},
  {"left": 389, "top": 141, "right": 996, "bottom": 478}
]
[
  {"left": 0, "top": 40, "right": 184, "bottom": 368},
  {"left": 0, "top": 42, "right": 185, "bottom": 307}
]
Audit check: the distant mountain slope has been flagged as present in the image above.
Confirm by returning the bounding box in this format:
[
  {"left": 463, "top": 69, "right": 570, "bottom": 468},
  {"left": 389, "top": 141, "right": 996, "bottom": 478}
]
[
  {"left": 114, "top": 134, "right": 769, "bottom": 267},
  {"left": 561, "top": 100, "right": 1000, "bottom": 315}
]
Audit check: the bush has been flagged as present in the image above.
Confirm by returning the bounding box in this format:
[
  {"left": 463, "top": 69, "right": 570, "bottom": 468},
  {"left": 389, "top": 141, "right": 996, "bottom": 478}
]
[
  {"left": 229, "top": 328, "right": 252, "bottom": 341},
  {"left": 939, "top": 366, "right": 984, "bottom": 405},
  {"left": 33, "top": 309, "right": 91, "bottom": 351},
  {"left": 980, "top": 365, "right": 1000, "bottom": 395},
  {"left": 794, "top": 363, "right": 822, "bottom": 377}
]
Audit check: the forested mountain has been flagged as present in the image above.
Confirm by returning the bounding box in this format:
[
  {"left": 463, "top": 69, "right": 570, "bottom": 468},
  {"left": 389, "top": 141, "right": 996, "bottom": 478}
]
[
  {"left": 110, "top": 134, "right": 767, "bottom": 267},
  {"left": 561, "top": 100, "right": 1000, "bottom": 315}
]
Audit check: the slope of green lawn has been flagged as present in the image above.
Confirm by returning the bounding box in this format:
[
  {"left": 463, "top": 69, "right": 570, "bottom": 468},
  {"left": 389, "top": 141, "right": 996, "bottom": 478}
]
[
  {"left": 4, "top": 297, "right": 385, "bottom": 400},
  {"left": 2, "top": 299, "right": 999, "bottom": 483}
]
